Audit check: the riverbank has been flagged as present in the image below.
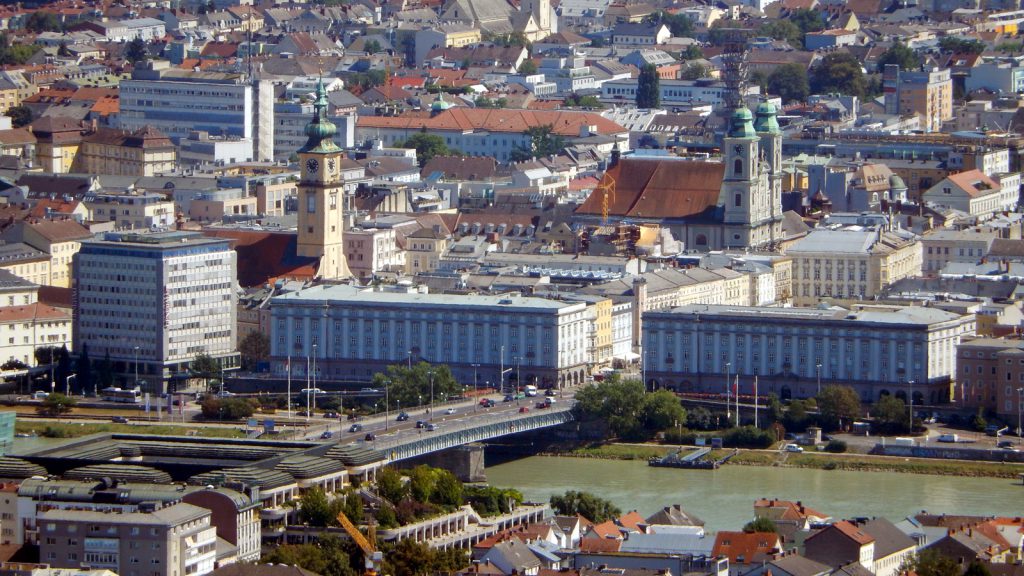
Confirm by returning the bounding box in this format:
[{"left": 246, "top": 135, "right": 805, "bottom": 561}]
[{"left": 542, "top": 443, "right": 1024, "bottom": 479}]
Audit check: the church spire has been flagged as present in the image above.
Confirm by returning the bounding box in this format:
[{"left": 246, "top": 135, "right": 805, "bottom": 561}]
[{"left": 300, "top": 77, "right": 340, "bottom": 153}]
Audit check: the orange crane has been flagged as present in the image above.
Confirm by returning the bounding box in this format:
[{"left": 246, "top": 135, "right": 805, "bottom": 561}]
[
  {"left": 597, "top": 173, "right": 616, "bottom": 225},
  {"left": 336, "top": 511, "right": 383, "bottom": 576}
]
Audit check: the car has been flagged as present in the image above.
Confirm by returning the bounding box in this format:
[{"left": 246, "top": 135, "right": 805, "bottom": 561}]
[
  {"left": 784, "top": 443, "right": 803, "bottom": 453},
  {"left": 545, "top": 397, "right": 556, "bottom": 405},
  {"left": 481, "top": 399, "right": 495, "bottom": 408},
  {"left": 349, "top": 424, "right": 363, "bottom": 433},
  {"left": 544, "top": 388, "right": 556, "bottom": 397},
  {"left": 415, "top": 420, "right": 427, "bottom": 429},
  {"left": 519, "top": 406, "right": 530, "bottom": 413},
  {"left": 445, "top": 407, "right": 456, "bottom": 415},
  {"left": 426, "top": 423, "right": 438, "bottom": 431},
  {"left": 320, "top": 431, "right": 333, "bottom": 439},
  {"left": 937, "top": 433, "right": 959, "bottom": 443},
  {"left": 111, "top": 416, "right": 129, "bottom": 424},
  {"left": 296, "top": 410, "right": 312, "bottom": 417},
  {"left": 479, "top": 398, "right": 493, "bottom": 406},
  {"left": 364, "top": 433, "right": 376, "bottom": 441},
  {"left": 997, "top": 440, "right": 1016, "bottom": 449},
  {"left": 503, "top": 394, "right": 514, "bottom": 402},
  {"left": 360, "top": 388, "right": 380, "bottom": 393},
  {"left": 536, "top": 401, "right": 549, "bottom": 409},
  {"left": 396, "top": 411, "right": 409, "bottom": 422},
  {"left": 323, "top": 411, "right": 338, "bottom": 419}
]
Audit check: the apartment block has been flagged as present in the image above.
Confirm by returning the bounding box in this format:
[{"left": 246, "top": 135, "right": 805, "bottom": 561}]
[
  {"left": 956, "top": 337, "right": 1024, "bottom": 420},
  {"left": 883, "top": 65, "right": 953, "bottom": 132}
]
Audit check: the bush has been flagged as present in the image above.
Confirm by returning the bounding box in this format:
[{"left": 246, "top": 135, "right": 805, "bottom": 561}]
[
  {"left": 825, "top": 439, "right": 848, "bottom": 453},
  {"left": 663, "top": 426, "right": 774, "bottom": 449}
]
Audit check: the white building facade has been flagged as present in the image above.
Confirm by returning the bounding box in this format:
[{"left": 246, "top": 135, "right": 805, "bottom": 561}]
[
  {"left": 643, "top": 304, "right": 974, "bottom": 405},
  {"left": 270, "top": 285, "right": 592, "bottom": 388}
]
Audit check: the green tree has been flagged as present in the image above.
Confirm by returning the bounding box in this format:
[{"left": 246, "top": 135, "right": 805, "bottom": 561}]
[
  {"left": 636, "top": 63, "right": 660, "bottom": 108},
  {"left": 0, "top": 34, "right": 41, "bottom": 66},
  {"left": 742, "top": 517, "right": 778, "bottom": 533},
  {"left": 463, "top": 485, "right": 523, "bottom": 516},
  {"left": 640, "top": 390, "right": 687, "bottom": 432},
  {"left": 938, "top": 36, "right": 986, "bottom": 54},
  {"left": 200, "top": 397, "right": 256, "bottom": 420},
  {"left": 679, "top": 45, "right": 703, "bottom": 60},
  {"left": 38, "top": 393, "right": 76, "bottom": 416},
  {"left": 680, "top": 62, "right": 709, "bottom": 80},
  {"left": 190, "top": 353, "right": 221, "bottom": 391},
  {"left": 340, "top": 488, "right": 364, "bottom": 523},
  {"left": 563, "top": 93, "right": 604, "bottom": 109},
  {"left": 401, "top": 133, "right": 453, "bottom": 168},
  {"left": 873, "top": 394, "right": 909, "bottom": 434},
  {"left": 811, "top": 52, "right": 868, "bottom": 99},
  {"left": 1, "top": 359, "right": 26, "bottom": 371},
  {"left": 370, "top": 362, "right": 462, "bottom": 411},
  {"left": 375, "top": 466, "right": 407, "bottom": 504},
  {"left": 749, "top": 69, "right": 769, "bottom": 93},
  {"left": 908, "top": 549, "right": 961, "bottom": 576},
  {"left": 970, "top": 408, "right": 987, "bottom": 432},
  {"left": 963, "top": 561, "right": 992, "bottom": 576},
  {"left": 766, "top": 393, "right": 784, "bottom": 426},
  {"left": 364, "top": 39, "right": 382, "bottom": 54},
  {"left": 239, "top": 332, "right": 271, "bottom": 371},
  {"left": 261, "top": 534, "right": 357, "bottom": 576},
  {"left": 432, "top": 469, "right": 463, "bottom": 508},
  {"left": 575, "top": 377, "right": 646, "bottom": 440},
  {"left": 125, "top": 37, "right": 148, "bottom": 65},
  {"left": 382, "top": 538, "right": 468, "bottom": 576},
  {"left": 375, "top": 502, "right": 398, "bottom": 528},
  {"left": 758, "top": 20, "right": 802, "bottom": 47},
  {"left": 791, "top": 8, "right": 825, "bottom": 34},
  {"left": 784, "top": 399, "right": 810, "bottom": 431},
  {"left": 509, "top": 124, "right": 567, "bottom": 162},
  {"left": 407, "top": 465, "right": 434, "bottom": 503},
  {"left": 298, "top": 486, "right": 336, "bottom": 526},
  {"left": 816, "top": 385, "right": 861, "bottom": 431},
  {"left": 646, "top": 11, "right": 694, "bottom": 37},
  {"left": 518, "top": 59, "right": 537, "bottom": 74},
  {"left": 877, "top": 40, "right": 920, "bottom": 72},
  {"left": 768, "top": 63, "right": 810, "bottom": 103},
  {"left": 57, "top": 41, "right": 71, "bottom": 58},
  {"left": 550, "top": 490, "right": 621, "bottom": 523},
  {"left": 24, "top": 11, "right": 62, "bottom": 33}
]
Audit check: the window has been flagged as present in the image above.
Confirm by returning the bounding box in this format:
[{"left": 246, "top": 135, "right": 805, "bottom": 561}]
[
  {"left": 734, "top": 193, "right": 742, "bottom": 207},
  {"left": 734, "top": 158, "right": 742, "bottom": 175},
  {"left": 306, "top": 193, "right": 316, "bottom": 213}
]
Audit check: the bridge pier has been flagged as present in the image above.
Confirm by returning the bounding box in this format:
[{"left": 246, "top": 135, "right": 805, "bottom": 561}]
[{"left": 406, "top": 443, "right": 486, "bottom": 483}]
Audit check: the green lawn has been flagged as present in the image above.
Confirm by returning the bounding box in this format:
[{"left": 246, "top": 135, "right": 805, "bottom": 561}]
[{"left": 16, "top": 421, "right": 247, "bottom": 439}]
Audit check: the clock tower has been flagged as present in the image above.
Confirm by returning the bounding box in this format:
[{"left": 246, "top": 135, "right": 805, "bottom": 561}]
[{"left": 296, "top": 78, "right": 350, "bottom": 280}]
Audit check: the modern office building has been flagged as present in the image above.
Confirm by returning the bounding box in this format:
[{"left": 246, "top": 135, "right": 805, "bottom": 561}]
[
  {"left": 118, "top": 63, "right": 273, "bottom": 161},
  {"left": 269, "top": 284, "right": 591, "bottom": 388},
  {"left": 272, "top": 101, "right": 354, "bottom": 163},
  {"left": 600, "top": 78, "right": 759, "bottom": 110},
  {"left": 73, "top": 231, "right": 238, "bottom": 394},
  {"left": 883, "top": 65, "right": 953, "bottom": 133},
  {"left": 37, "top": 502, "right": 218, "bottom": 576},
  {"left": 643, "top": 304, "right": 974, "bottom": 404}
]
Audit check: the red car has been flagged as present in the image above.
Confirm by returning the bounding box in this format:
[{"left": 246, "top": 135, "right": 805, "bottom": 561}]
[{"left": 519, "top": 406, "right": 529, "bottom": 413}]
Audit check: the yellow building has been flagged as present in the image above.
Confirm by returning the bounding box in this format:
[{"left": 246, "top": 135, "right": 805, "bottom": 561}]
[
  {"left": 79, "top": 126, "right": 177, "bottom": 177},
  {"left": 405, "top": 225, "right": 450, "bottom": 274},
  {"left": 29, "top": 116, "right": 82, "bottom": 173},
  {"left": 883, "top": 66, "right": 953, "bottom": 133},
  {"left": 787, "top": 228, "right": 922, "bottom": 306},
  {"left": 0, "top": 219, "right": 93, "bottom": 288},
  {"left": 0, "top": 76, "right": 20, "bottom": 115},
  {"left": 256, "top": 181, "right": 297, "bottom": 217},
  {"left": 0, "top": 243, "right": 51, "bottom": 287}
]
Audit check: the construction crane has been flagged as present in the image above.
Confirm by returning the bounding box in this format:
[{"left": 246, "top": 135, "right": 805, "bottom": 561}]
[
  {"left": 336, "top": 511, "right": 384, "bottom": 576},
  {"left": 597, "top": 173, "right": 616, "bottom": 225}
]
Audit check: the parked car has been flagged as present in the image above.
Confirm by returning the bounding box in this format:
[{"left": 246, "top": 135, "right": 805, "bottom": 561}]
[
  {"left": 937, "top": 433, "right": 958, "bottom": 443},
  {"left": 784, "top": 443, "right": 803, "bottom": 453},
  {"left": 320, "top": 431, "right": 333, "bottom": 439},
  {"left": 445, "top": 407, "right": 456, "bottom": 415},
  {"left": 349, "top": 424, "right": 363, "bottom": 433},
  {"left": 396, "top": 411, "right": 409, "bottom": 422},
  {"left": 519, "top": 406, "right": 530, "bottom": 413},
  {"left": 426, "top": 423, "right": 438, "bottom": 431},
  {"left": 364, "top": 433, "right": 376, "bottom": 441},
  {"left": 111, "top": 416, "right": 129, "bottom": 424},
  {"left": 323, "top": 412, "right": 338, "bottom": 419},
  {"left": 536, "top": 401, "right": 549, "bottom": 409},
  {"left": 997, "top": 440, "right": 1016, "bottom": 449}
]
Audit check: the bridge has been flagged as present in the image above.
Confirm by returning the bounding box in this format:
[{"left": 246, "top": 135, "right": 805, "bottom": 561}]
[{"left": 374, "top": 403, "right": 575, "bottom": 463}]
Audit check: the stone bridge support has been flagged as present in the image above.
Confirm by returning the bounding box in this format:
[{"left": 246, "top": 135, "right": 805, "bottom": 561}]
[{"left": 406, "top": 443, "right": 486, "bottom": 483}]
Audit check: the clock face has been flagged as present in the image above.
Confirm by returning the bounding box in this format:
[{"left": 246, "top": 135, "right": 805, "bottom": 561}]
[
  {"left": 327, "top": 158, "right": 336, "bottom": 172},
  {"left": 306, "top": 158, "right": 319, "bottom": 174},
  {"left": 734, "top": 144, "right": 743, "bottom": 154}
]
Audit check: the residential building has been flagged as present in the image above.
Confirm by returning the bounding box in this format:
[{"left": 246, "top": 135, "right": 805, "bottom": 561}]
[
  {"left": 611, "top": 22, "right": 670, "bottom": 45},
  {"left": 80, "top": 17, "right": 166, "bottom": 41},
  {"left": 537, "top": 55, "right": 597, "bottom": 94},
  {"left": 965, "top": 55, "right": 1024, "bottom": 94},
  {"left": 414, "top": 24, "right": 482, "bottom": 66},
  {"left": 188, "top": 189, "right": 258, "bottom": 223},
  {"left": 405, "top": 225, "right": 450, "bottom": 274},
  {"left": 85, "top": 193, "right": 176, "bottom": 231},
  {"left": 921, "top": 170, "right": 1019, "bottom": 221},
  {"left": 0, "top": 243, "right": 51, "bottom": 287},
  {"left": 857, "top": 518, "right": 917, "bottom": 576},
  {"left": 270, "top": 284, "right": 592, "bottom": 388},
  {"left": 73, "top": 231, "right": 239, "bottom": 394},
  {"left": 356, "top": 109, "right": 629, "bottom": 162},
  {"left": 955, "top": 337, "right": 1024, "bottom": 420},
  {"left": 804, "top": 29, "right": 857, "bottom": 50},
  {"left": 0, "top": 220, "right": 93, "bottom": 289},
  {"left": 37, "top": 503, "right": 217, "bottom": 576},
  {"left": 0, "top": 272, "right": 70, "bottom": 367},
  {"left": 785, "top": 228, "right": 922, "bottom": 306},
  {"left": 804, "top": 521, "right": 876, "bottom": 571},
  {"left": 30, "top": 117, "right": 83, "bottom": 174},
  {"left": 255, "top": 180, "right": 296, "bottom": 217},
  {"left": 118, "top": 64, "right": 274, "bottom": 162},
  {"left": 642, "top": 304, "right": 975, "bottom": 403},
  {"left": 712, "top": 531, "right": 782, "bottom": 575},
  {"left": 344, "top": 226, "right": 403, "bottom": 282},
  {"left": 882, "top": 65, "right": 953, "bottom": 133},
  {"left": 601, "top": 78, "right": 759, "bottom": 110},
  {"left": 79, "top": 127, "right": 177, "bottom": 177},
  {"left": 920, "top": 228, "right": 998, "bottom": 275}
]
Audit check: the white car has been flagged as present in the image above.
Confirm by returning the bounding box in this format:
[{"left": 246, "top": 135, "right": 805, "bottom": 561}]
[
  {"left": 445, "top": 407, "right": 456, "bottom": 415},
  {"left": 784, "top": 443, "right": 804, "bottom": 453}
]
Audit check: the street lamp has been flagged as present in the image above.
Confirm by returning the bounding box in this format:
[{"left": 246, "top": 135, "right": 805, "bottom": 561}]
[
  {"left": 384, "top": 380, "right": 391, "bottom": 431},
  {"left": 908, "top": 380, "right": 915, "bottom": 433},
  {"left": 1017, "top": 387, "right": 1023, "bottom": 446},
  {"left": 134, "top": 346, "right": 140, "bottom": 390},
  {"left": 407, "top": 350, "right": 412, "bottom": 369},
  {"left": 471, "top": 364, "right": 480, "bottom": 398},
  {"left": 725, "top": 362, "right": 731, "bottom": 420},
  {"left": 65, "top": 374, "right": 76, "bottom": 396},
  {"left": 429, "top": 370, "right": 435, "bottom": 422},
  {"left": 816, "top": 363, "right": 822, "bottom": 397}
]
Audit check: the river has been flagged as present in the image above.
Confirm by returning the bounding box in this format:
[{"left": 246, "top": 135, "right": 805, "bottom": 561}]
[{"left": 485, "top": 456, "right": 1024, "bottom": 532}]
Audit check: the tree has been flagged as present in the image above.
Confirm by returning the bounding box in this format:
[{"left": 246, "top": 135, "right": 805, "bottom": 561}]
[
  {"left": 646, "top": 11, "right": 694, "bottom": 37},
  {"left": 98, "top": 351, "right": 114, "bottom": 388},
  {"left": 508, "top": 124, "right": 568, "bottom": 162},
  {"left": 768, "top": 63, "right": 810, "bottom": 104},
  {"left": 563, "top": 93, "right": 604, "bottom": 109},
  {"left": 969, "top": 408, "right": 987, "bottom": 432},
  {"left": 758, "top": 20, "right": 803, "bottom": 47},
  {"left": 877, "top": 40, "right": 920, "bottom": 72},
  {"left": 190, "top": 354, "right": 221, "bottom": 391},
  {"left": 76, "top": 343, "right": 92, "bottom": 396},
  {"left": 749, "top": 69, "right": 769, "bottom": 93},
  {"left": 938, "top": 36, "right": 986, "bottom": 55},
  {"left": 640, "top": 390, "right": 687, "bottom": 432},
  {"left": 1, "top": 359, "right": 27, "bottom": 371},
  {"left": 636, "top": 63, "right": 660, "bottom": 109},
  {"left": 908, "top": 549, "right": 961, "bottom": 576},
  {"left": 401, "top": 133, "right": 452, "bottom": 168},
  {"left": 38, "top": 393, "right": 76, "bottom": 416},
  {"left": 298, "top": 486, "right": 338, "bottom": 527},
  {"left": 364, "top": 39, "right": 382, "bottom": 54},
  {"left": 56, "top": 344, "right": 71, "bottom": 389},
  {"left": 816, "top": 385, "right": 861, "bottom": 431},
  {"left": 125, "top": 37, "right": 148, "bottom": 65},
  {"left": 200, "top": 397, "right": 256, "bottom": 420},
  {"left": 575, "top": 377, "right": 683, "bottom": 441},
  {"left": 550, "top": 490, "right": 620, "bottom": 523},
  {"left": 34, "top": 346, "right": 61, "bottom": 367},
  {"left": 790, "top": 8, "right": 825, "bottom": 35},
  {"left": 57, "top": 41, "right": 72, "bottom": 58},
  {"left": 261, "top": 534, "right": 357, "bottom": 576},
  {"left": 766, "top": 393, "right": 784, "bottom": 426},
  {"left": 382, "top": 538, "right": 467, "bottom": 576},
  {"left": 239, "top": 332, "right": 270, "bottom": 371},
  {"left": 375, "top": 466, "right": 407, "bottom": 504},
  {"left": 370, "top": 362, "right": 462, "bottom": 411},
  {"left": 680, "top": 62, "right": 709, "bottom": 80},
  {"left": 24, "top": 11, "right": 62, "bottom": 33},
  {"left": 432, "top": 469, "right": 463, "bottom": 508},
  {"left": 811, "top": 52, "right": 868, "bottom": 99},
  {"left": 340, "top": 488, "right": 364, "bottom": 524},
  {"left": 408, "top": 465, "right": 434, "bottom": 504},
  {"left": 518, "top": 59, "right": 537, "bottom": 74},
  {"left": 873, "top": 394, "right": 909, "bottom": 435},
  {"left": 0, "top": 34, "right": 41, "bottom": 66},
  {"left": 964, "top": 561, "right": 992, "bottom": 576},
  {"left": 679, "top": 45, "right": 703, "bottom": 60},
  {"left": 742, "top": 517, "right": 778, "bottom": 533},
  {"left": 784, "top": 399, "right": 810, "bottom": 431},
  {"left": 463, "top": 485, "right": 523, "bottom": 516}
]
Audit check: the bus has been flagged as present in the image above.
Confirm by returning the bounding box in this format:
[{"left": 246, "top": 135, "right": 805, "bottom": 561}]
[{"left": 100, "top": 387, "right": 142, "bottom": 404}]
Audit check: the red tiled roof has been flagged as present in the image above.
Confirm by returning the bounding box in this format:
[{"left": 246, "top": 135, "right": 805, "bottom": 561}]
[
  {"left": 754, "top": 499, "right": 829, "bottom": 521},
  {"left": 826, "top": 521, "right": 876, "bottom": 546},
  {"left": 712, "top": 531, "right": 782, "bottom": 565},
  {"left": 0, "top": 303, "right": 69, "bottom": 323},
  {"left": 946, "top": 169, "right": 1001, "bottom": 198},
  {"left": 587, "top": 520, "right": 621, "bottom": 539},
  {"left": 357, "top": 108, "right": 625, "bottom": 138},
  {"left": 575, "top": 159, "right": 724, "bottom": 220},
  {"left": 579, "top": 537, "right": 622, "bottom": 553},
  {"left": 618, "top": 511, "right": 645, "bottom": 532},
  {"left": 201, "top": 230, "right": 317, "bottom": 287},
  {"left": 29, "top": 199, "right": 80, "bottom": 218}
]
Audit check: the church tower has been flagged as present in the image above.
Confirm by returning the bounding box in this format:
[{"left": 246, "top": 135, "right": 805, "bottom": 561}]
[
  {"left": 720, "top": 106, "right": 774, "bottom": 249},
  {"left": 296, "top": 79, "right": 350, "bottom": 280},
  {"left": 754, "top": 102, "right": 784, "bottom": 246}
]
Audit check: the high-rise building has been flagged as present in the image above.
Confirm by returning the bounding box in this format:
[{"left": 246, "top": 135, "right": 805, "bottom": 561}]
[
  {"left": 73, "top": 231, "right": 238, "bottom": 394},
  {"left": 295, "top": 80, "right": 351, "bottom": 281},
  {"left": 883, "top": 65, "right": 953, "bottom": 133}
]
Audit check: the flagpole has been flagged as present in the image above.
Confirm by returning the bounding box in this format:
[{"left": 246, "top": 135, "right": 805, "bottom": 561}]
[
  {"left": 754, "top": 376, "right": 759, "bottom": 429},
  {"left": 735, "top": 375, "right": 740, "bottom": 427},
  {"left": 287, "top": 355, "right": 292, "bottom": 419}
]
